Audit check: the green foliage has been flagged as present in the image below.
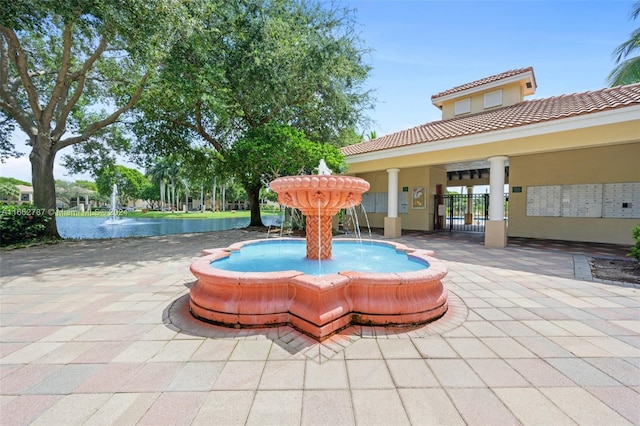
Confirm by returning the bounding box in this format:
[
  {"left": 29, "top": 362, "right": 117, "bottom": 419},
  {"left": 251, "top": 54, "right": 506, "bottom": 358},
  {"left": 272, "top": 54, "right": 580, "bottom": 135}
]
[
  {"left": 224, "top": 123, "right": 345, "bottom": 190},
  {"left": 0, "top": 177, "right": 31, "bottom": 186},
  {"left": 0, "top": 203, "right": 52, "bottom": 246},
  {"left": 0, "top": 182, "right": 20, "bottom": 201},
  {"left": 0, "top": 110, "right": 22, "bottom": 162},
  {"left": 178, "top": 148, "right": 226, "bottom": 186},
  {"left": 629, "top": 224, "right": 640, "bottom": 262},
  {"left": 139, "top": 182, "right": 160, "bottom": 204},
  {"left": 609, "top": 1, "right": 640, "bottom": 86},
  {"left": 74, "top": 180, "right": 98, "bottom": 192},
  {"left": 224, "top": 181, "right": 248, "bottom": 203},
  {"left": 95, "top": 165, "right": 149, "bottom": 203},
  {"left": 133, "top": 0, "right": 372, "bottom": 158}
]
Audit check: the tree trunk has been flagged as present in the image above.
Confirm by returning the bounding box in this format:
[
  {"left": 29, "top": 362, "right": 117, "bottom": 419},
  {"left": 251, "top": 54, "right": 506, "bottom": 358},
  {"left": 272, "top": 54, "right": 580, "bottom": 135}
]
[
  {"left": 171, "top": 180, "right": 175, "bottom": 210},
  {"left": 246, "top": 185, "right": 263, "bottom": 227},
  {"left": 30, "top": 142, "right": 60, "bottom": 238},
  {"left": 221, "top": 184, "right": 226, "bottom": 211},
  {"left": 212, "top": 179, "right": 216, "bottom": 211}
]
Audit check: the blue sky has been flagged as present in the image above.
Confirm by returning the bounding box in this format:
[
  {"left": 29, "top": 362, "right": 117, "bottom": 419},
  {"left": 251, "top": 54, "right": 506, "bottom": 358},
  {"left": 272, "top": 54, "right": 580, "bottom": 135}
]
[
  {"left": 3, "top": 0, "right": 638, "bottom": 182},
  {"left": 342, "top": 0, "right": 637, "bottom": 135}
]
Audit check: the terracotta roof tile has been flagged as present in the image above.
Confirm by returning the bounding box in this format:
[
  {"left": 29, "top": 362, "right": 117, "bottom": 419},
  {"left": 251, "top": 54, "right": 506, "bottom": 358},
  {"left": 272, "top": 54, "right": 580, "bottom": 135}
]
[
  {"left": 431, "top": 67, "right": 535, "bottom": 100},
  {"left": 342, "top": 83, "right": 640, "bottom": 157}
]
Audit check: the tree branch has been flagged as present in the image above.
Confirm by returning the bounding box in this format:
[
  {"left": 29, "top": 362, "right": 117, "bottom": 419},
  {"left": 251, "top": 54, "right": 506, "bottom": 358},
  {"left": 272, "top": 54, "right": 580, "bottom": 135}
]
[
  {"left": 0, "top": 35, "right": 36, "bottom": 137},
  {"left": 0, "top": 26, "right": 42, "bottom": 122},
  {"left": 68, "top": 37, "right": 109, "bottom": 81},
  {"left": 41, "top": 20, "right": 74, "bottom": 124},
  {"left": 0, "top": 98, "right": 36, "bottom": 138},
  {"left": 195, "top": 100, "right": 224, "bottom": 151},
  {"left": 55, "top": 73, "right": 149, "bottom": 152},
  {"left": 51, "top": 72, "right": 86, "bottom": 141},
  {"left": 48, "top": 25, "right": 109, "bottom": 141}
]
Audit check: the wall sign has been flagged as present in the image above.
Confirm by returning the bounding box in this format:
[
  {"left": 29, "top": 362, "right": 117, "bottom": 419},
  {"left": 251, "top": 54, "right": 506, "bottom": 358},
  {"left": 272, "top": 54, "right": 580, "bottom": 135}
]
[{"left": 412, "top": 187, "right": 426, "bottom": 209}]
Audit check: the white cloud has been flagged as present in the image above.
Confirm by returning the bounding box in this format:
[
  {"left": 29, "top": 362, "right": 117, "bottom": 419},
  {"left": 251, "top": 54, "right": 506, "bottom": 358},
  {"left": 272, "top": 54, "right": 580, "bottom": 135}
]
[{"left": 1, "top": 156, "right": 32, "bottom": 182}]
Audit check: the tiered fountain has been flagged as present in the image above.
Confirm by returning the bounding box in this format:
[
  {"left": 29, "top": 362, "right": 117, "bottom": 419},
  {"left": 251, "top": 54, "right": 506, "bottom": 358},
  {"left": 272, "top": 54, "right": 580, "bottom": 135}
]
[{"left": 189, "top": 162, "right": 448, "bottom": 340}]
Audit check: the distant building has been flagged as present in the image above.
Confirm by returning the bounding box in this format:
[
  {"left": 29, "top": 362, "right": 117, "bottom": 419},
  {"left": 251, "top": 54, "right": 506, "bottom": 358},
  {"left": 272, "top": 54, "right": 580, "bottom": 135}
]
[{"left": 17, "top": 185, "right": 33, "bottom": 204}]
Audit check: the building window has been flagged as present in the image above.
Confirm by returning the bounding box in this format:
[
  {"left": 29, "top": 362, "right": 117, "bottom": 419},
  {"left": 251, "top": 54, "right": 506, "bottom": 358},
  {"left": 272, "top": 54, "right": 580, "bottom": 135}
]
[
  {"left": 20, "top": 194, "right": 31, "bottom": 201},
  {"left": 454, "top": 98, "right": 471, "bottom": 115},
  {"left": 483, "top": 90, "right": 502, "bottom": 109}
]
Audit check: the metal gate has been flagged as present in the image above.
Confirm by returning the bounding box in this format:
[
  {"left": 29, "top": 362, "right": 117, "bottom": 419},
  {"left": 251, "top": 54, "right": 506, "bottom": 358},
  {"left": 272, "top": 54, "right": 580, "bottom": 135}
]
[{"left": 434, "top": 193, "right": 508, "bottom": 233}]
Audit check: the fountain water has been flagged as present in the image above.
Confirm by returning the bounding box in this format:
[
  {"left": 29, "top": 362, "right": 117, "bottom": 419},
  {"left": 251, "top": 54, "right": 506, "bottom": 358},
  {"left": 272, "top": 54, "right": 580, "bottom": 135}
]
[
  {"left": 104, "top": 184, "right": 120, "bottom": 225},
  {"left": 189, "top": 161, "right": 449, "bottom": 340}
]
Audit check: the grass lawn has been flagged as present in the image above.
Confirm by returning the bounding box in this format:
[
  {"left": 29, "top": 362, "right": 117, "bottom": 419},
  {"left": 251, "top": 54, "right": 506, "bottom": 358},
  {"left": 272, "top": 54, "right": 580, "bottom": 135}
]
[
  {"left": 124, "top": 210, "right": 280, "bottom": 219},
  {"left": 54, "top": 209, "right": 281, "bottom": 220}
]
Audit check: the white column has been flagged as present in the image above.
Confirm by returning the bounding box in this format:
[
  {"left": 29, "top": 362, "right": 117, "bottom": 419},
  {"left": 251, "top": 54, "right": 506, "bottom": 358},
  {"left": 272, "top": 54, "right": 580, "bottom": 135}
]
[
  {"left": 488, "top": 156, "right": 507, "bottom": 220},
  {"left": 464, "top": 185, "right": 474, "bottom": 224},
  {"left": 485, "top": 156, "right": 508, "bottom": 247},
  {"left": 384, "top": 168, "right": 401, "bottom": 237},
  {"left": 387, "top": 168, "right": 399, "bottom": 218}
]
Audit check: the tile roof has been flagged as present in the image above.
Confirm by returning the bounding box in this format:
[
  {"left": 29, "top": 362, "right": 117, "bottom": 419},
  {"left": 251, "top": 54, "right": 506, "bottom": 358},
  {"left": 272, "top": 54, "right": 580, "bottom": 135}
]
[
  {"left": 431, "top": 67, "right": 535, "bottom": 100},
  {"left": 342, "top": 83, "right": 640, "bottom": 157}
]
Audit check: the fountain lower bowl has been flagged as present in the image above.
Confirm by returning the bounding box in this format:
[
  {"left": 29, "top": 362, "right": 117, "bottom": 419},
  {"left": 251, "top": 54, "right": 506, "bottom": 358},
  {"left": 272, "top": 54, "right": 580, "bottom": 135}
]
[{"left": 189, "top": 238, "right": 448, "bottom": 340}]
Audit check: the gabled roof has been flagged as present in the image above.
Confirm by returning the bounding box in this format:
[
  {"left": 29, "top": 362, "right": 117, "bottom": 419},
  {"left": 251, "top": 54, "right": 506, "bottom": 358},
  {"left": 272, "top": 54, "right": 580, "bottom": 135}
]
[
  {"left": 431, "top": 67, "right": 536, "bottom": 101},
  {"left": 342, "top": 83, "right": 640, "bottom": 157}
]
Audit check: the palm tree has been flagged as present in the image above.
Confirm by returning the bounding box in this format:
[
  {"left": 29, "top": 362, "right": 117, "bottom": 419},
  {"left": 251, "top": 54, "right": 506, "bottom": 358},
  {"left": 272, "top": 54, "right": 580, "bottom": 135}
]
[
  {"left": 149, "top": 157, "right": 179, "bottom": 211},
  {"left": 609, "top": 1, "right": 640, "bottom": 86},
  {"left": 0, "top": 183, "right": 20, "bottom": 202},
  {"left": 149, "top": 159, "right": 167, "bottom": 211}
]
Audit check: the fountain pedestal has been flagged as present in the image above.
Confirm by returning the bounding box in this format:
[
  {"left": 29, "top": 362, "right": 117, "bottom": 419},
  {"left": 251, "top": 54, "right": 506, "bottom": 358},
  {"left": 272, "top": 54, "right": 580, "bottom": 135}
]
[
  {"left": 269, "top": 175, "right": 370, "bottom": 260},
  {"left": 304, "top": 213, "right": 334, "bottom": 259}
]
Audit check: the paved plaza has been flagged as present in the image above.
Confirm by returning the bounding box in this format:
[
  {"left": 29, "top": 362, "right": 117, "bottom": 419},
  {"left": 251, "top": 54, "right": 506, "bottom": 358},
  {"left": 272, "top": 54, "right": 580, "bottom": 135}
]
[{"left": 1, "top": 229, "right": 639, "bottom": 425}]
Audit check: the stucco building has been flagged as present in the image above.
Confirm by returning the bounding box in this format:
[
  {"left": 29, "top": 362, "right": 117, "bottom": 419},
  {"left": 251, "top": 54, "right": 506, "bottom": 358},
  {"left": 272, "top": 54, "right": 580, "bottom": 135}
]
[{"left": 341, "top": 67, "right": 640, "bottom": 246}]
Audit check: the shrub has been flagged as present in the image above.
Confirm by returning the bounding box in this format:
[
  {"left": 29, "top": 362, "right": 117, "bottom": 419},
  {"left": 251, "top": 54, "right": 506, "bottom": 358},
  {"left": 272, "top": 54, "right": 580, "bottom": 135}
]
[
  {"left": 0, "top": 204, "right": 52, "bottom": 246},
  {"left": 629, "top": 224, "right": 640, "bottom": 262}
]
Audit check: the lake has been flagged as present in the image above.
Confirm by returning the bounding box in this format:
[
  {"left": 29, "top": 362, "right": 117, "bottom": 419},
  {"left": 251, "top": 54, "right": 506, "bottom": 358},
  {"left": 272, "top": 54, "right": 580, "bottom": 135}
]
[{"left": 56, "top": 215, "right": 281, "bottom": 239}]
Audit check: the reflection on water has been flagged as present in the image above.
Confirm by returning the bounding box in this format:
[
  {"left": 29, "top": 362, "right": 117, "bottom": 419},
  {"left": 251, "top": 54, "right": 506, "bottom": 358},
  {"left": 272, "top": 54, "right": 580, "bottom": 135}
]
[{"left": 57, "top": 215, "right": 280, "bottom": 239}]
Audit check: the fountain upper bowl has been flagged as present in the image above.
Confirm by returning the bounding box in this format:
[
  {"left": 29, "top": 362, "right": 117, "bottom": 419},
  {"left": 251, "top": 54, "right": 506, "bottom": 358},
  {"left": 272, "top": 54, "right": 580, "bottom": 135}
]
[{"left": 269, "top": 175, "right": 370, "bottom": 213}]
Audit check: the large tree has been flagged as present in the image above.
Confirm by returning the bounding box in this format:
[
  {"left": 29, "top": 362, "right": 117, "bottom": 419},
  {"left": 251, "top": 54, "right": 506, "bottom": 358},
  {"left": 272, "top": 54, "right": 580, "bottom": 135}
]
[
  {"left": 609, "top": 1, "right": 640, "bottom": 86},
  {"left": 0, "top": 0, "right": 186, "bottom": 237},
  {"left": 132, "top": 0, "right": 372, "bottom": 224}
]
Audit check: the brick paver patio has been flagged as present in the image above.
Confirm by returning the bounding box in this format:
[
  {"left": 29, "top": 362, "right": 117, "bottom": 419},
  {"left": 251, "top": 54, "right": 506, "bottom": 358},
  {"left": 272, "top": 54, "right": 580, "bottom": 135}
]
[{"left": 1, "top": 229, "right": 638, "bottom": 425}]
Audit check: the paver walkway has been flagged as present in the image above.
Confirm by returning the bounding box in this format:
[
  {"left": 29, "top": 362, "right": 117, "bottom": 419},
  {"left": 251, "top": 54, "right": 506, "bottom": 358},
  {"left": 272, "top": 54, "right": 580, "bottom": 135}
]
[{"left": 1, "top": 229, "right": 639, "bottom": 425}]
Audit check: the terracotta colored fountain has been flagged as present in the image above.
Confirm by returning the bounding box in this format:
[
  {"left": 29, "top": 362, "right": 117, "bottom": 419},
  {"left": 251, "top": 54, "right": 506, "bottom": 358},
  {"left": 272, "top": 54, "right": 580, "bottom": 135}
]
[
  {"left": 189, "top": 162, "right": 448, "bottom": 340},
  {"left": 268, "top": 172, "right": 370, "bottom": 260}
]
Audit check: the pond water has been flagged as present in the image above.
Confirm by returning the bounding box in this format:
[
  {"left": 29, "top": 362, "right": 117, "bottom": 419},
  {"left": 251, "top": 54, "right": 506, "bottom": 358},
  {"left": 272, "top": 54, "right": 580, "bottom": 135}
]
[{"left": 56, "top": 215, "right": 280, "bottom": 239}]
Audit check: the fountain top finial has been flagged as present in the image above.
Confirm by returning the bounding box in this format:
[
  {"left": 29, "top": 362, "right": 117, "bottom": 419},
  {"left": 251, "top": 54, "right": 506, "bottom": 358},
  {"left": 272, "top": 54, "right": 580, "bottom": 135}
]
[{"left": 316, "top": 159, "right": 332, "bottom": 176}]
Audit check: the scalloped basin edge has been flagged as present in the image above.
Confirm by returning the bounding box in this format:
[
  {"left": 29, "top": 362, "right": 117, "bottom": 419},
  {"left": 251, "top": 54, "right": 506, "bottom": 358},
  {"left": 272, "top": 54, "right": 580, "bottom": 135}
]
[{"left": 189, "top": 238, "right": 449, "bottom": 340}]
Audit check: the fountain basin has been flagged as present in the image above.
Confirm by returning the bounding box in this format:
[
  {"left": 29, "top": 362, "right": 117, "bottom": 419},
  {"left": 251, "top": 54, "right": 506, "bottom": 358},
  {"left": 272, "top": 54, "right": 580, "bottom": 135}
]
[{"left": 189, "top": 238, "right": 448, "bottom": 340}]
